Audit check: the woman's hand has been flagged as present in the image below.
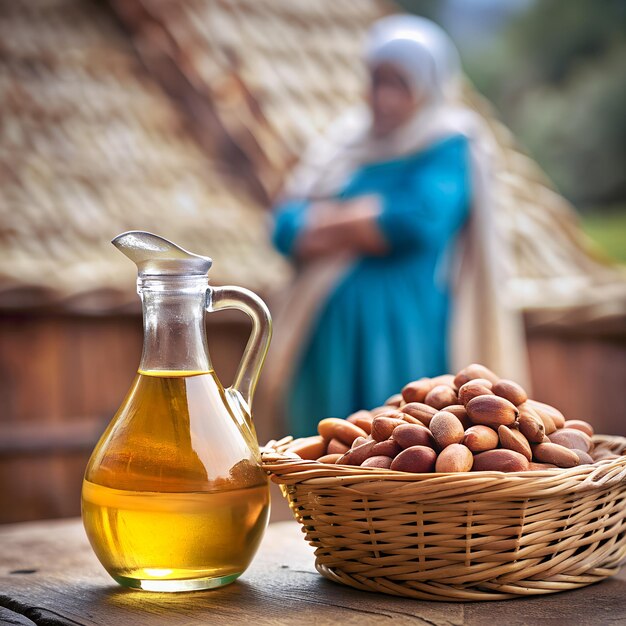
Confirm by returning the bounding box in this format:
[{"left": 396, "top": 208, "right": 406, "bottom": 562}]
[{"left": 295, "top": 196, "right": 389, "bottom": 260}]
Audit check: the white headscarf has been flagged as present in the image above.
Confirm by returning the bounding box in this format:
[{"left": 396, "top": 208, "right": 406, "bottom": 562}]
[
  {"left": 365, "top": 15, "right": 461, "bottom": 102},
  {"left": 285, "top": 16, "right": 485, "bottom": 201},
  {"left": 265, "top": 15, "right": 530, "bottom": 411}
]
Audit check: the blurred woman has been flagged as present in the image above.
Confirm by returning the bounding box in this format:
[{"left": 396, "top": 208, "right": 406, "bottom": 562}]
[{"left": 269, "top": 15, "right": 528, "bottom": 437}]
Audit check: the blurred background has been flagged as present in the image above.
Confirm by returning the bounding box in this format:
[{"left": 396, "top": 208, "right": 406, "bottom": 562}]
[
  {"left": 0, "top": 0, "right": 624, "bottom": 524},
  {"left": 402, "top": 0, "right": 626, "bottom": 261}
]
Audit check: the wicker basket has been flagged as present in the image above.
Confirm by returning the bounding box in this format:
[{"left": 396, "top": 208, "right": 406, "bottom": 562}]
[{"left": 262, "top": 434, "right": 626, "bottom": 601}]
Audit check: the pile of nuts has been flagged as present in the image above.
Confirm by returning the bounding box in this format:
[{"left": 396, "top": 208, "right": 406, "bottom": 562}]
[{"left": 285, "top": 363, "right": 614, "bottom": 473}]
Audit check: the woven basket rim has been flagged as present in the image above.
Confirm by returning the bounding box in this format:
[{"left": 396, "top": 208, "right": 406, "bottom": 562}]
[{"left": 262, "top": 433, "right": 626, "bottom": 494}]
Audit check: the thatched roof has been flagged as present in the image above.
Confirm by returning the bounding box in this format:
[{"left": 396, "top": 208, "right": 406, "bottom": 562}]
[
  {"left": 0, "top": 0, "right": 289, "bottom": 311},
  {"left": 1, "top": 0, "right": 623, "bottom": 328},
  {"left": 110, "top": 0, "right": 388, "bottom": 202}
]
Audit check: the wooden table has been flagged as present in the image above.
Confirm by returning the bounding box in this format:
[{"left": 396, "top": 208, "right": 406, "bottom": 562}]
[{"left": 1, "top": 518, "right": 624, "bottom": 626}]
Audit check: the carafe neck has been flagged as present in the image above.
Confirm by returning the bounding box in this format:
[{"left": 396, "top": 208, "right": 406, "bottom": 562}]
[{"left": 138, "top": 276, "right": 211, "bottom": 373}]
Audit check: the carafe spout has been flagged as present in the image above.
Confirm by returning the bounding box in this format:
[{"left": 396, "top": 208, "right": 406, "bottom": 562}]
[{"left": 112, "top": 231, "right": 213, "bottom": 276}]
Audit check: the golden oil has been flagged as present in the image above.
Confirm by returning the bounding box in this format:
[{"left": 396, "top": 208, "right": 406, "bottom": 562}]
[{"left": 82, "top": 370, "right": 270, "bottom": 591}]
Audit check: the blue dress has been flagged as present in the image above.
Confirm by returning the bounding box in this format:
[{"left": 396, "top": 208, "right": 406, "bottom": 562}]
[{"left": 272, "top": 135, "right": 471, "bottom": 437}]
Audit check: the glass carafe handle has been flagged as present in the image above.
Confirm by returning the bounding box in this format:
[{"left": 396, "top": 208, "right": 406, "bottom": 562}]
[{"left": 208, "top": 286, "right": 272, "bottom": 409}]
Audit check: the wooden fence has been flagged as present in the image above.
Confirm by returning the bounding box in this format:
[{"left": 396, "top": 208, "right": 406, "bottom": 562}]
[{"left": 0, "top": 312, "right": 623, "bottom": 524}]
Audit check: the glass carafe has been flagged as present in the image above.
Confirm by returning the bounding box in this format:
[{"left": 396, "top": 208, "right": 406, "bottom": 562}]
[{"left": 82, "top": 232, "right": 272, "bottom": 592}]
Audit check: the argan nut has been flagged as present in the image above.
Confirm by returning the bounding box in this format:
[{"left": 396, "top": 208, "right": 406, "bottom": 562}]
[
  {"left": 402, "top": 402, "right": 437, "bottom": 426},
  {"left": 318, "top": 418, "right": 367, "bottom": 446},
  {"left": 472, "top": 449, "right": 529, "bottom": 472},
  {"left": 371, "top": 416, "right": 405, "bottom": 442},
  {"left": 454, "top": 363, "right": 499, "bottom": 388},
  {"left": 533, "top": 443, "right": 579, "bottom": 468},
  {"left": 391, "top": 423, "right": 435, "bottom": 449},
  {"left": 435, "top": 443, "right": 473, "bottom": 472},
  {"left": 430, "top": 374, "right": 457, "bottom": 388},
  {"left": 316, "top": 453, "right": 342, "bottom": 464},
  {"left": 337, "top": 440, "right": 376, "bottom": 466},
  {"left": 424, "top": 385, "right": 458, "bottom": 410},
  {"left": 442, "top": 404, "right": 472, "bottom": 429},
  {"left": 390, "top": 445, "right": 437, "bottom": 473},
  {"left": 346, "top": 410, "right": 374, "bottom": 434},
  {"left": 385, "top": 393, "right": 403, "bottom": 407},
  {"left": 351, "top": 436, "right": 367, "bottom": 449},
  {"left": 563, "top": 420, "right": 594, "bottom": 438},
  {"left": 549, "top": 428, "right": 592, "bottom": 453},
  {"left": 528, "top": 461, "right": 558, "bottom": 470},
  {"left": 498, "top": 425, "right": 532, "bottom": 462},
  {"left": 400, "top": 413, "right": 423, "bottom": 425},
  {"left": 361, "top": 455, "right": 393, "bottom": 469},
  {"left": 429, "top": 411, "right": 465, "bottom": 449},
  {"left": 371, "top": 405, "right": 394, "bottom": 416},
  {"left": 466, "top": 395, "right": 518, "bottom": 427},
  {"left": 401, "top": 379, "right": 434, "bottom": 404},
  {"left": 380, "top": 410, "right": 409, "bottom": 421},
  {"left": 527, "top": 404, "right": 556, "bottom": 435},
  {"left": 527, "top": 400, "right": 566, "bottom": 429},
  {"left": 463, "top": 425, "right": 499, "bottom": 452},
  {"left": 458, "top": 379, "right": 494, "bottom": 406},
  {"left": 572, "top": 449, "right": 594, "bottom": 465},
  {"left": 327, "top": 438, "right": 349, "bottom": 455},
  {"left": 287, "top": 436, "right": 328, "bottom": 460},
  {"left": 493, "top": 379, "right": 528, "bottom": 406},
  {"left": 517, "top": 404, "right": 546, "bottom": 443},
  {"left": 464, "top": 377, "right": 493, "bottom": 389},
  {"left": 347, "top": 409, "right": 372, "bottom": 423},
  {"left": 372, "top": 439, "right": 402, "bottom": 458}
]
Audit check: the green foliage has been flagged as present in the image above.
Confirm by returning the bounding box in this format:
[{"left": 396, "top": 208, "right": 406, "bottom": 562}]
[
  {"left": 398, "top": 0, "right": 626, "bottom": 209},
  {"left": 468, "top": 0, "right": 626, "bottom": 208},
  {"left": 505, "top": 0, "right": 625, "bottom": 84},
  {"left": 581, "top": 208, "right": 626, "bottom": 263},
  {"left": 515, "top": 44, "right": 626, "bottom": 205},
  {"left": 394, "top": 0, "right": 440, "bottom": 21}
]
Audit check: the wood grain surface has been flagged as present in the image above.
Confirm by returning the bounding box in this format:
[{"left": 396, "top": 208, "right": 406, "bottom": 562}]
[{"left": 0, "top": 518, "right": 624, "bottom": 625}]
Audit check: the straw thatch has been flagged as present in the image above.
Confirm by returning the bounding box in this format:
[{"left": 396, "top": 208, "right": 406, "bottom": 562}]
[
  {"left": 0, "top": 0, "right": 289, "bottom": 311},
  {"left": 110, "top": 0, "right": 388, "bottom": 201},
  {"left": 0, "top": 0, "right": 623, "bottom": 325}
]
